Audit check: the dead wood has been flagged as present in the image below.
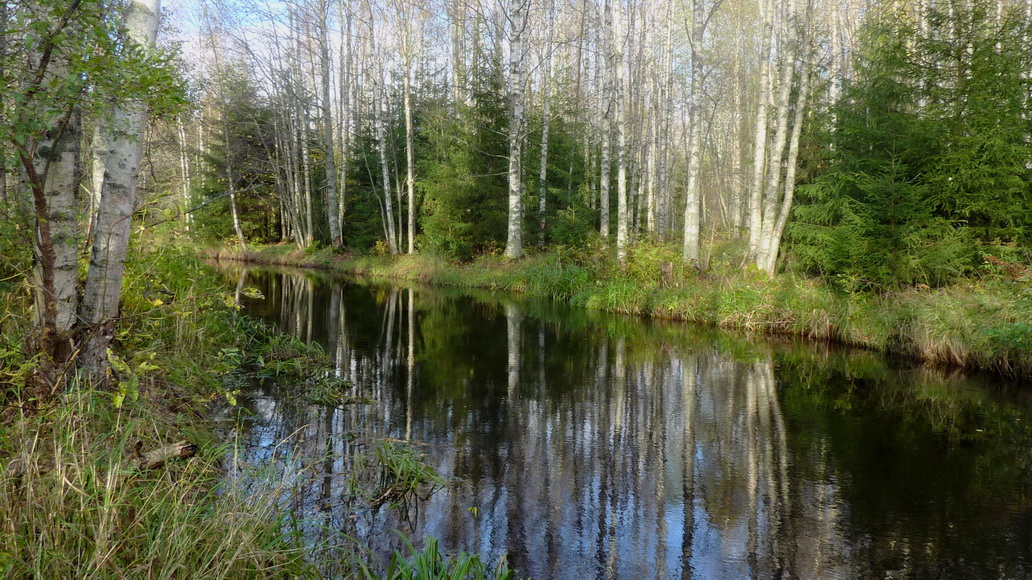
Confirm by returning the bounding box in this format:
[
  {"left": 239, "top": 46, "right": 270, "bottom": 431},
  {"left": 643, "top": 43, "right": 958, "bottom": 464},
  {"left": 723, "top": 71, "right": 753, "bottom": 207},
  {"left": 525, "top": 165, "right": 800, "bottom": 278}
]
[{"left": 136, "top": 440, "right": 197, "bottom": 470}]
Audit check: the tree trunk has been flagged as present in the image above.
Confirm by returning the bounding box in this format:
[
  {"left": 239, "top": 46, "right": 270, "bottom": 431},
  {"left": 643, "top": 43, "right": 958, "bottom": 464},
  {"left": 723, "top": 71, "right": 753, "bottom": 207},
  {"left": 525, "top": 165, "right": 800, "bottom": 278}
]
[
  {"left": 80, "top": 0, "right": 161, "bottom": 380},
  {"left": 504, "top": 0, "right": 527, "bottom": 259},
  {"left": 681, "top": 0, "right": 705, "bottom": 265},
  {"left": 176, "top": 115, "right": 192, "bottom": 232},
  {"left": 225, "top": 123, "right": 248, "bottom": 252},
  {"left": 24, "top": 96, "right": 81, "bottom": 389},
  {"left": 375, "top": 82, "right": 399, "bottom": 254},
  {"left": 318, "top": 0, "right": 341, "bottom": 248},
  {"left": 401, "top": 7, "right": 417, "bottom": 255},
  {"left": 614, "top": 0, "right": 628, "bottom": 266},
  {"left": 755, "top": 0, "right": 798, "bottom": 269},
  {"left": 537, "top": 4, "right": 554, "bottom": 249},
  {"left": 747, "top": 0, "right": 776, "bottom": 258},
  {"left": 598, "top": 0, "right": 613, "bottom": 242},
  {"left": 761, "top": 1, "right": 812, "bottom": 273}
]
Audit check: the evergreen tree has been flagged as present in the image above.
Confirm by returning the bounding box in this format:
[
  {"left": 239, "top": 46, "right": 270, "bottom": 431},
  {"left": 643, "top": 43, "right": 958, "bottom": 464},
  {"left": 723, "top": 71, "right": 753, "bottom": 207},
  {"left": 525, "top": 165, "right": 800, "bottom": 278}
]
[
  {"left": 789, "top": 0, "right": 1032, "bottom": 290},
  {"left": 195, "top": 67, "right": 282, "bottom": 244},
  {"left": 418, "top": 65, "right": 509, "bottom": 260}
]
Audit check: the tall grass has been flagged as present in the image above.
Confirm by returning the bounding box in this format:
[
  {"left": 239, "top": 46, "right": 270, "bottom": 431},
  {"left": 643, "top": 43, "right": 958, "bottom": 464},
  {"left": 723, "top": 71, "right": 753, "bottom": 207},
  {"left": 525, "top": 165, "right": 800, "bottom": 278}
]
[
  {"left": 0, "top": 247, "right": 323, "bottom": 578},
  {"left": 0, "top": 390, "right": 312, "bottom": 579}
]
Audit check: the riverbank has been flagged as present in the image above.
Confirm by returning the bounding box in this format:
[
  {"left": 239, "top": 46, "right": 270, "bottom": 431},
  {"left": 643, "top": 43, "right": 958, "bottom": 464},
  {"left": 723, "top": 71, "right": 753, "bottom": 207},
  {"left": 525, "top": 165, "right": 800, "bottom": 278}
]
[
  {"left": 0, "top": 248, "right": 327, "bottom": 577},
  {"left": 0, "top": 248, "right": 508, "bottom": 578},
  {"left": 208, "top": 243, "right": 1032, "bottom": 379}
]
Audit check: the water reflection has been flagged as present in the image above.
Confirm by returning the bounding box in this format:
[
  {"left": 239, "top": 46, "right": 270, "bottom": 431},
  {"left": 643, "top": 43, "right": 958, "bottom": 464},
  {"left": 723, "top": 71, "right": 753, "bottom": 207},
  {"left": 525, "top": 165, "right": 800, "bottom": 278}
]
[{"left": 221, "top": 265, "right": 1032, "bottom": 579}]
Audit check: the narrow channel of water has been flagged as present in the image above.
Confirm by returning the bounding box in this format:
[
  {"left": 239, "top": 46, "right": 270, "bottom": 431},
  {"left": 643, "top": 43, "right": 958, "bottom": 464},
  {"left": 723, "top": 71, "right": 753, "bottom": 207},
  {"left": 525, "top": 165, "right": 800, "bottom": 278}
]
[{"left": 220, "top": 265, "right": 1032, "bottom": 579}]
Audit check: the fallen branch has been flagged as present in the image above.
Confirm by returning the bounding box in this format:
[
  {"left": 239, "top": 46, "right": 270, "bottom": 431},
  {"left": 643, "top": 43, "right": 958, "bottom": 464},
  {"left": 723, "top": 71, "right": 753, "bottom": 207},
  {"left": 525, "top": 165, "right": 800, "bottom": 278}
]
[{"left": 136, "top": 440, "right": 197, "bottom": 470}]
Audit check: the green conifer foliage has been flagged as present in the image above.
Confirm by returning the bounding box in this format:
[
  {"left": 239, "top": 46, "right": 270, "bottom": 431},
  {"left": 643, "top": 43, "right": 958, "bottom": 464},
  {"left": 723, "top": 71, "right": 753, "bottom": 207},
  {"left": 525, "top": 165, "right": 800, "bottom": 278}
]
[
  {"left": 418, "top": 68, "right": 510, "bottom": 260},
  {"left": 789, "top": 0, "right": 1032, "bottom": 290}
]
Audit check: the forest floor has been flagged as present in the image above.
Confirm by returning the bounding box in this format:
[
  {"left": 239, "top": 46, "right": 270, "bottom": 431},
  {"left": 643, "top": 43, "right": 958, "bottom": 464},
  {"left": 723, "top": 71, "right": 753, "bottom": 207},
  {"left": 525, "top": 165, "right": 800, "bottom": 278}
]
[{"left": 209, "top": 242, "right": 1032, "bottom": 381}]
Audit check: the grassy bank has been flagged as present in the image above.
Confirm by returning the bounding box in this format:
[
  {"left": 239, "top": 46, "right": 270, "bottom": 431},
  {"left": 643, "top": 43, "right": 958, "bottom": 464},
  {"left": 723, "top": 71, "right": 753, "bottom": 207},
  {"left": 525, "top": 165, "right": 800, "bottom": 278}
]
[
  {"left": 0, "top": 247, "right": 320, "bottom": 577},
  {"left": 0, "top": 247, "right": 510, "bottom": 578},
  {"left": 209, "top": 243, "right": 1032, "bottom": 379}
]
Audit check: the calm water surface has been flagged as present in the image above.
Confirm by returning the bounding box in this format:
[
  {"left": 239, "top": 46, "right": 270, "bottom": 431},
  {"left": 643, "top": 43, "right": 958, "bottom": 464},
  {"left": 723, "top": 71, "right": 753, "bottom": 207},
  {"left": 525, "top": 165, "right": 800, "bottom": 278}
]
[{"left": 221, "top": 266, "right": 1032, "bottom": 579}]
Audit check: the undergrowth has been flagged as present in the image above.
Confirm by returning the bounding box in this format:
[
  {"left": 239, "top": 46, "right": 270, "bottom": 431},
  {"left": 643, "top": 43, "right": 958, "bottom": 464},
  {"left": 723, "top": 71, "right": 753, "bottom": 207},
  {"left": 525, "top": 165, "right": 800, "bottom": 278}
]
[{"left": 0, "top": 247, "right": 325, "bottom": 577}]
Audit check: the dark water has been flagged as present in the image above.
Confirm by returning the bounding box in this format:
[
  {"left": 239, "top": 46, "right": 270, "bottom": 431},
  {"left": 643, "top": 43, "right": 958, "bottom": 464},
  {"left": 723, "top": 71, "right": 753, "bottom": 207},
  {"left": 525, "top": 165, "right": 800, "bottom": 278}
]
[{"left": 221, "top": 265, "right": 1032, "bottom": 579}]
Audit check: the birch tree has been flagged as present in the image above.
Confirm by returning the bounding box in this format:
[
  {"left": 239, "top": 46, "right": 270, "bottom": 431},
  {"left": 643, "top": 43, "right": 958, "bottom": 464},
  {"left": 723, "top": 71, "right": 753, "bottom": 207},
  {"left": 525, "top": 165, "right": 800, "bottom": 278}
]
[
  {"left": 537, "top": 0, "right": 555, "bottom": 248},
  {"left": 317, "top": 0, "right": 342, "bottom": 248},
  {"left": 681, "top": 0, "right": 706, "bottom": 264},
  {"left": 751, "top": 0, "right": 812, "bottom": 273},
  {"left": 746, "top": 0, "right": 776, "bottom": 259},
  {"left": 504, "top": 0, "right": 529, "bottom": 259},
  {"left": 10, "top": 2, "right": 87, "bottom": 384},
  {"left": 80, "top": 0, "right": 163, "bottom": 377},
  {"left": 598, "top": 0, "right": 613, "bottom": 242},
  {"left": 613, "top": 0, "right": 629, "bottom": 265}
]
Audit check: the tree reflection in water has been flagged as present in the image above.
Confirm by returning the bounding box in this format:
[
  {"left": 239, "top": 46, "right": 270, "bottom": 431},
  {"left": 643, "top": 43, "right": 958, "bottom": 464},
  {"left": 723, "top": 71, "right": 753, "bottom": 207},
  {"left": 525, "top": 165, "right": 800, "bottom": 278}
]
[{"left": 218, "top": 265, "right": 1032, "bottom": 579}]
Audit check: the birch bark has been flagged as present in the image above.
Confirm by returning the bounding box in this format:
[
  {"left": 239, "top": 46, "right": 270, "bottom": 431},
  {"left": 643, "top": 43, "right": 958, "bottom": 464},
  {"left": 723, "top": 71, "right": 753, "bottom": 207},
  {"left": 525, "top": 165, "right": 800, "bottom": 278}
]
[
  {"left": 598, "top": 0, "right": 613, "bottom": 242},
  {"left": 504, "top": 0, "right": 528, "bottom": 259},
  {"left": 746, "top": 0, "right": 775, "bottom": 257},
  {"left": 681, "top": 0, "right": 705, "bottom": 264},
  {"left": 80, "top": 0, "right": 161, "bottom": 379},
  {"left": 317, "top": 0, "right": 341, "bottom": 248},
  {"left": 537, "top": 2, "right": 554, "bottom": 249},
  {"left": 400, "top": 0, "right": 417, "bottom": 254},
  {"left": 614, "top": 0, "right": 628, "bottom": 265}
]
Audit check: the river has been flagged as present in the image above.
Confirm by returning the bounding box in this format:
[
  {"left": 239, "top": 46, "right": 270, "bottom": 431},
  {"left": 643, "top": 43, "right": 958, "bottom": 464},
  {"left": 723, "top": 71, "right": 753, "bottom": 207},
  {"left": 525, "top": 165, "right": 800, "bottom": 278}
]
[{"left": 219, "top": 264, "right": 1032, "bottom": 579}]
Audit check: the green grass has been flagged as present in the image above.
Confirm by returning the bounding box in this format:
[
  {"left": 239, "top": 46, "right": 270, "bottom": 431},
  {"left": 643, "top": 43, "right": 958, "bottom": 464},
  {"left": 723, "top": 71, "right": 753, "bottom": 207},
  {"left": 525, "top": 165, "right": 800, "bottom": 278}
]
[
  {"left": 0, "top": 391, "right": 313, "bottom": 579},
  {"left": 372, "top": 441, "right": 445, "bottom": 510},
  {"left": 0, "top": 246, "right": 322, "bottom": 577},
  {"left": 212, "top": 242, "right": 1032, "bottom": 379},
  {"left": 361, "top": 535, "right": 513, "bottom": 580}
]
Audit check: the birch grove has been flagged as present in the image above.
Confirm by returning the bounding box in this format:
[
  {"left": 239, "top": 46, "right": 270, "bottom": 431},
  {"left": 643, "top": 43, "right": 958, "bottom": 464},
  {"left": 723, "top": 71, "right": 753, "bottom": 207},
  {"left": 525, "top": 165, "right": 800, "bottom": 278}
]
[
  {"left": 165, "top": 0, "right": 872, "bottom": 271},
  {"left": 13, "top": 0, "right": 1025, "bottom": 388}
]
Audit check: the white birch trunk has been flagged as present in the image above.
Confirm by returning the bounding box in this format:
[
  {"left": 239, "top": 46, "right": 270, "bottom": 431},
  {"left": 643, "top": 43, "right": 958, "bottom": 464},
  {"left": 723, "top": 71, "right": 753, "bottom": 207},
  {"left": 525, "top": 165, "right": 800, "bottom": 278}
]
[
  {"left": 537, "top": 5, "right": 554, "bottom": 249},
  {"left": 759, "top": 1, "right": 812, "bottom": 273},
  {"left": 614, "top": 0, "right": 629, "bottom": 265},
  {"left": 300, "top": 105, "right": 315, "bottom": 246},
  {"left": 226, "top": 123, "right": 248, "bottom": 251},
  {"left": 747, "top": 0, "right": 776, "bottom": 258},
  {"left": 337, "top": 1, "right": 350, "bottom": 233},
  {"left": 25, "top": 93, "right": 80, "bottom": 378},
  {"left": 88, "top": 124, "right": 105, "bottom": 240},
  {"left": 318, "top": 0, "right": 341, "bottom": 248},
  {"left": 375, "top": 82, "right": 399, "bottom": 254},
  {"left": 598, "top": 0, "right": 613, "bottom": 242},
  {"left": 401, "top": 8, "right": 417, "bottom": 255},
  {"left": 656, "top": 3, "right": 673, "bottom": 238},
  {"left": 176, "top": 115, "right": 192, "bottom": 232},
  {"left": 504, "top": 0, "right": 527, "bottom": 259},
  {"left": 80, "top": 0, "right": 161, "bottom": 379},
  {"left": 756, "top": 0, "right": 798, "bottom": 269},
  {"left": 681, "top": 0, "right": 705, "bottom": 264},
  {"left": 763, "top": 51, "right": 811, "bottom": 273}
]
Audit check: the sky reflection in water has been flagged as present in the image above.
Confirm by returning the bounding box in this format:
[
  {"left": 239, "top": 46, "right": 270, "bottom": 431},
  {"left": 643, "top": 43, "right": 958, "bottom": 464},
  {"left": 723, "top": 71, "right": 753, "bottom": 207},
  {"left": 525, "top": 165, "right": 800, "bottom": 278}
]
[{"left": 222, "top": 266, "right": 1032, "bottom": 579}]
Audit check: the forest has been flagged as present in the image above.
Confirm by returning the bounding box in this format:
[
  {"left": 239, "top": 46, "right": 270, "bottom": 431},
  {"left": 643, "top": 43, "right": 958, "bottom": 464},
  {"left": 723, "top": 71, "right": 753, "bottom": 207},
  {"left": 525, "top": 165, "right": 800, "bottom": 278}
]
[
  {"left": 1, "top": 0, "right": 1032, "bottom": 576},
  {"left": 3, "top": 0, "right": 1032, "bottom": 380}
]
